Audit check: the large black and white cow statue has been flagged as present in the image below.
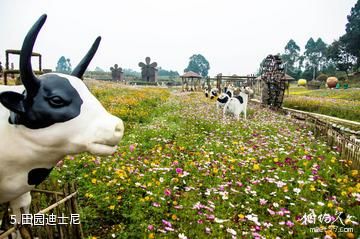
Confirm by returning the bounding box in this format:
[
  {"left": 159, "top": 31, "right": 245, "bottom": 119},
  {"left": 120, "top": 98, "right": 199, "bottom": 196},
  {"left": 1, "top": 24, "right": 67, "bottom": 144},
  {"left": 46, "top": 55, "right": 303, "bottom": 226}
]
[
  {"left": 217, "top": 92, "right": 248, "bottom": 120},
  {"left": 0, "top": 14, "right": 124, "bottom": 229}
]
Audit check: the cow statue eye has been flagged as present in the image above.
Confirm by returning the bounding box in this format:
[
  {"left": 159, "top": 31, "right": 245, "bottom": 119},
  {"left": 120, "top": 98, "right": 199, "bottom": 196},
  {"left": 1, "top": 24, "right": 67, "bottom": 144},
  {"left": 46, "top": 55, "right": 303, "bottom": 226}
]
[{"left": 48, "top": 96, "right": 66, "bottom": 107}]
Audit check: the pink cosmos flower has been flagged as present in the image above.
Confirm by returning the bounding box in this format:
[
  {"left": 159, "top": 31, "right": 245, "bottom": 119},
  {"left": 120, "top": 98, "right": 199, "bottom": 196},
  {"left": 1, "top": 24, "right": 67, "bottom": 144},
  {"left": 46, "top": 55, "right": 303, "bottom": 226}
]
[
  {"left": 56, "top": 160, "right": 64, "bottom": 167},
  {"left": 267, "top": 208, "right": 275, "bottom": 215},
  {"left": 165, "top": 227, "right": 174, "bottom": 231},
  {"left": 286, "top": 220, "right": 294, "bottom": 227},
  {"left": 176, "top": 168, "right": 183, "bottom": 174},
  {"left": 259, "top": 199, "right": 267, "bottom": 205},
  {"left": 277, "top": 211, "right": 285, "bottom": 216},
  {"left": 147, "top": 225, "right": 154, "bottom": 231},
  {"left": 129, "top": 144, "right": 135, "bottom": 152},
  {"left": 164, "top": 188, "right": 171, "bottom": 196},
  {"left": 162, "top": 219, "right": 172, "bottom": 227},
  {"left": 206, "top": 214, "right": 215, "bottom": 220},
  {"left": 252, "top": 232, "right": 261, "bottom": 239}
]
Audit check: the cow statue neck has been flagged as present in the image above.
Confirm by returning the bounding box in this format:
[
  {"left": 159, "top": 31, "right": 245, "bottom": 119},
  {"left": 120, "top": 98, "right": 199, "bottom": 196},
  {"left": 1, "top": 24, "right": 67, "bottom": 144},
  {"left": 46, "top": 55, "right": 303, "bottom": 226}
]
[{"left": 0, "top": 14, "right": 124, "bottom": 237}]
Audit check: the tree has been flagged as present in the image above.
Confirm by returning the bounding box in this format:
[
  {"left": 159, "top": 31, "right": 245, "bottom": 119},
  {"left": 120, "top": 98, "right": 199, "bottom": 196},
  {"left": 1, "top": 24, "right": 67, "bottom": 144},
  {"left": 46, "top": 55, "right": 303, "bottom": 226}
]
[
  {"left": 158, "top": 67, "right": 180, "bottom": 77},
  {"left": 184, "top": 54, "right": 210, "bottom": 77},
  {"left": 55, "top": 56, "right": 72, "bottom": 73},
  {"left": 281, "top": 39, "right": 301, "bottom": 78},
  {"left": 284, "top": 39, "right": 300, "bottom": 64},
  {"left": 94, "top": 66, "right": 105, "bottom": 72},
  {"left": 304, "top": 37, "right": 328, "bottom": 79},
  {"left": 327, "top": 39, "right": 356, "bottom": 76},
  {"left": 123, "top": 68, "right": 141, "bottom": 78},
  {"left": 304, "top": 38, "right": 317, "bottom": 79},
  {"left": 315, "top": 38, "right": 327, "bottom": 71},
  {"left": 341, "top": 0, "right": 360, "bottom": 68},
  {"left": 301, "top": 62, "right": 315, "bottom": 81}
]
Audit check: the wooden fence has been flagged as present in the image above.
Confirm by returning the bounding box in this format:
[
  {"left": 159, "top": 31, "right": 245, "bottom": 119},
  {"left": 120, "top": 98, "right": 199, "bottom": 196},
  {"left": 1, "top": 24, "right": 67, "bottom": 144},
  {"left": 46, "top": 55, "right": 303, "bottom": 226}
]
[
  {"left": 0, "top": 182, "right": 83, "bottom": 239},
  {"left": 250, "top": 99, "right": 360, "bottom": 169},
  {"left": 284, "top": 107, "right": 360, "bottom": 169}
]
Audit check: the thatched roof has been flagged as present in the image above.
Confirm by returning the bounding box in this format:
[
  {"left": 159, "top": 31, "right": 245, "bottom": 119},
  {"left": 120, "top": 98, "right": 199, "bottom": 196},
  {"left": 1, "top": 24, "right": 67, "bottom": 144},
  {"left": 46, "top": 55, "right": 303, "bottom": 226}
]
[
  {"left": 181, "top": 71, "right": 202, "bottom": 78},
  {"left": 283, "top": 74, "right": 295, "bottom": 81}
]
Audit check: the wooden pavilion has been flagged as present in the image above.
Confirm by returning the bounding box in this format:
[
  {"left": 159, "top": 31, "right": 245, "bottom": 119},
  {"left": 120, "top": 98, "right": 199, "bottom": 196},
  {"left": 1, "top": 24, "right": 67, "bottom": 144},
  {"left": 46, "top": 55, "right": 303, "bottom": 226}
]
[{"left": 180, "top": 71, "right": 202, "bottom": 91}]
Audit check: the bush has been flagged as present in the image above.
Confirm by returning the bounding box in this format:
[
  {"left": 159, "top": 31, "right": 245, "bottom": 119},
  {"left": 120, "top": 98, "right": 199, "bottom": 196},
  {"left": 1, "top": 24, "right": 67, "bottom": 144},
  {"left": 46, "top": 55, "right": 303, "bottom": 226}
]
[
  {"left": 316, "top": 73, "right": 328, "bottom": 82},
  {"left": 338, "top": 75, "right": 347, "bottom": 81},
  {"left": 307, "top": 80, "right": 322, "bottom": 90},
  {"left": 128, "top": 81, "right": 157, "bottom": 86}
]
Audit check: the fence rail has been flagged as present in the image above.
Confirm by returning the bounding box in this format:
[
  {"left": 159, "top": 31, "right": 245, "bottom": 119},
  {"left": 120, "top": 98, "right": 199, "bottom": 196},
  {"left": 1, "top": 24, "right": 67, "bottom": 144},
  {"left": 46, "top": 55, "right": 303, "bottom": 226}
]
[
  {"left": 250, "top": 99, "right": 360, "bottom": 169},
  {"left": 285, "top": 108, "right": 360, "bottom": 169},
  {"left": 0, "top": 182, "right": 83, "bottom": 239}
]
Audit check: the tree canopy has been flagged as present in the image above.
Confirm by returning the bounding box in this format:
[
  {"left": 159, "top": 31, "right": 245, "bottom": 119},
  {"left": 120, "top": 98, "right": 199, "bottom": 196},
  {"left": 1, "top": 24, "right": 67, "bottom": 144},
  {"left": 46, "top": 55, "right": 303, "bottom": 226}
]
[
  {"left": 341, "top": 0, "right": 360, "bottom": 67},
  {"left": 270, "top": 1, "right": 359, "bottom": 80},
  {"left": 184, "top": 54, "right": 210, "bottom": 77},
  {"left": 158, "top": 67, "right": 179, "bottom": 77},
  {"left": 55, "top": 56, "right": 72, "bottom": 73},
  {"left": 327, "top": 39, "right": 356, "bottom": 75},
  {"left": 94, "top": 66, "right": 105, "bottom": 72},
  {"left": 281, "top": 39, "right": 301, "bottom": 79}
]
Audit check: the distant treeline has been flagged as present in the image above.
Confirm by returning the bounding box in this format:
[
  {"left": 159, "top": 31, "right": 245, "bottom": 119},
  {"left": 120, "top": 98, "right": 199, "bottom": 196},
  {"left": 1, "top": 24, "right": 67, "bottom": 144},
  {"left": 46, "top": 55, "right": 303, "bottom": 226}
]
[
  {"left": 270, "top": 1, "right": 360, "bottom": 81},
  {"left": 85, "top": 66, "right": 179, "bottom": 78}
]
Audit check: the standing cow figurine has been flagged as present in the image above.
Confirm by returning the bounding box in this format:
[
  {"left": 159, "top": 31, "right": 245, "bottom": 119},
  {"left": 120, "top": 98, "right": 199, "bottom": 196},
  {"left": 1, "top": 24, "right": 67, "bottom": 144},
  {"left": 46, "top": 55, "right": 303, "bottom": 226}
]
[{"left": 0, "top": 14, "right": 124, "bottom": 234}]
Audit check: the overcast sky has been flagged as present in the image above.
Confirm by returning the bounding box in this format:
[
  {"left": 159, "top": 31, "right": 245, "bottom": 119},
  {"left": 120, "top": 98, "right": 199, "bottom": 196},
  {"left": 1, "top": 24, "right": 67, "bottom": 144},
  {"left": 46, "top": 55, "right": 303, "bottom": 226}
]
[{"left": 0, "top": 0, "right": 357, "bottom": 76}]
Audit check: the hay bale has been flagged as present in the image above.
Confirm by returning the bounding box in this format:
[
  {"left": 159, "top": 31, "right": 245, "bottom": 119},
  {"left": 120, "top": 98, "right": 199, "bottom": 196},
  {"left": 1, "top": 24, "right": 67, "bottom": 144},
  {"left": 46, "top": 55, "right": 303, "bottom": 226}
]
[{"left": 297, "top": 79, "right": 307, "bottom": 87}]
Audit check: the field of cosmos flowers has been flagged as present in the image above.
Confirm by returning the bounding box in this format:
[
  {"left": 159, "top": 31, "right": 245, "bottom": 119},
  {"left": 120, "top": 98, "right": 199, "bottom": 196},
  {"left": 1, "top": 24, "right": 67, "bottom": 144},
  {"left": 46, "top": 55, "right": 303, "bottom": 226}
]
[{"left": 51, "top": 81, "right": 359, "bottom": 239}]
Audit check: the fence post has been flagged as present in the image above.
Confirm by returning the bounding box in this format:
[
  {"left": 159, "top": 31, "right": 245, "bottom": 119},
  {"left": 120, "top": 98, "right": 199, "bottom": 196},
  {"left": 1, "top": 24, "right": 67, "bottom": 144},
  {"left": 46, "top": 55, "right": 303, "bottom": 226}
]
[{"left": 70, "top": 183, "right": 84, "bottom": 239}]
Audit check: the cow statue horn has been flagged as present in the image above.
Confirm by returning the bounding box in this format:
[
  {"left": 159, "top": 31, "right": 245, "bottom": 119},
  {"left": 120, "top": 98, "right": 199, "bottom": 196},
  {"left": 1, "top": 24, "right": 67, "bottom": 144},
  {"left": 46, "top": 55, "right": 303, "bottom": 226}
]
[
  {"left": 20, "top": 14, "right": 46, "bottom": 98},
  {"left": 71, "top": 36, "right": 101, "bottom": 79}
]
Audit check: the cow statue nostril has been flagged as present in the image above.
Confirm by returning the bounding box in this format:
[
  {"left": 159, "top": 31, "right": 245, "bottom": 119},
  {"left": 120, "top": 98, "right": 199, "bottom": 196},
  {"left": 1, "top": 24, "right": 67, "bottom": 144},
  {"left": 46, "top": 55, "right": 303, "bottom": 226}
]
[
  {"left": 115, "top": 121, "right": 123, "bottom": 131},
  {"left": 114, "top": 120, "right": 124, "bottom": 138}
]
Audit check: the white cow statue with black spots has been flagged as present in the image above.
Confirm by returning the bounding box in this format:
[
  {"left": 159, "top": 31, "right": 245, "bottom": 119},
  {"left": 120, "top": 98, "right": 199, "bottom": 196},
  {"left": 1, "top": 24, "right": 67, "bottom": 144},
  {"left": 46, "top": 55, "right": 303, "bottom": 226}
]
[
  {"left": 217, "top": 92, "right": 248, "bottom": 120},
  {"left": 0, "top": 14, "right": 124, "bottom": 236}
]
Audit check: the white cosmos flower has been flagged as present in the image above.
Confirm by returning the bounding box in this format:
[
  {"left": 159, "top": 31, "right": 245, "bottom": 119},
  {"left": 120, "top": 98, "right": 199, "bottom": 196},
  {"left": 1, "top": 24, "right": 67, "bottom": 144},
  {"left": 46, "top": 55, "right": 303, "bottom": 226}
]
[
  {"left": 226, "top": 228, "right": 237, "bottom": 235},
  {"left": 178, "top": 233, "right": 188, "bottom": 239}
]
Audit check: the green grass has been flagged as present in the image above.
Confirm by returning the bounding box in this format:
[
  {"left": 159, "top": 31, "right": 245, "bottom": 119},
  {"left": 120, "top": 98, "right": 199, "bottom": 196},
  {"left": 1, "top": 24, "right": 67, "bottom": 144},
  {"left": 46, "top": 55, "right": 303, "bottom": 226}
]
[
  {"left": 288, "top": 87, "right": 360, "bottom": 101},
  {"left": 284, "top": 86, "right": 360, "bottom": 122}
]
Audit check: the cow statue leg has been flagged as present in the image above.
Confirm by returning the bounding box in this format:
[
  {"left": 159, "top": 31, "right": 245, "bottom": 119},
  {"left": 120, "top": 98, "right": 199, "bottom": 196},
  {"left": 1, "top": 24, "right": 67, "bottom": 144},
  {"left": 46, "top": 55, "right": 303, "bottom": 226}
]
[
  {"left": 9, "top": 192, "right": 32, "bottom": 238},
  {"left": 222, "top": 102, "right": 229, "bottom": 121}
]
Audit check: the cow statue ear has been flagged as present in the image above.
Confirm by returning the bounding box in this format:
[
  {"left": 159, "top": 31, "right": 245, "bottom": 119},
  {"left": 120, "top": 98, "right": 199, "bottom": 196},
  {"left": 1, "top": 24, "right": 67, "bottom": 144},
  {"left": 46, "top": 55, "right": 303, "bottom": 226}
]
[{"left": 0, "top": 91, "right": 26, "bottom": 114}]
